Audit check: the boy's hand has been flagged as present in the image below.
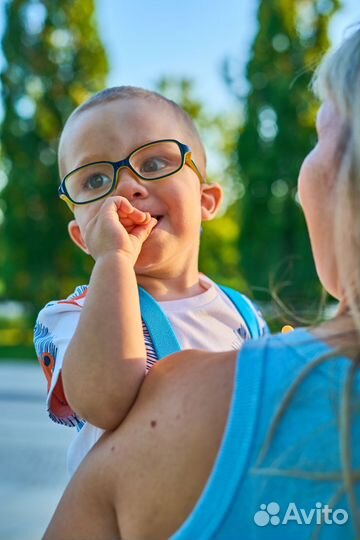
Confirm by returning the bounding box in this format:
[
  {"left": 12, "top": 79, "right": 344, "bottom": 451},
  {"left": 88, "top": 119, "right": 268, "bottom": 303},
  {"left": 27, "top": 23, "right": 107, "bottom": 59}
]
[{"left": 83, "top": 196, "right": 158, "bottom": 264}]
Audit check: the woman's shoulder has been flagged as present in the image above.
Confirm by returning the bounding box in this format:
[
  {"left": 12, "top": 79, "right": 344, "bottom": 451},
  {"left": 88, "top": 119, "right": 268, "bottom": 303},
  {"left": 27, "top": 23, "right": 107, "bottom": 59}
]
[
  {"left": 237, "top": 328, "right": 354, "bottom": 396},
  {"left": 245, "top": 327, "right": 328, "bottom": 351},
  {"left": 242, "top": 327, "right": 337, "bottom": 368}
]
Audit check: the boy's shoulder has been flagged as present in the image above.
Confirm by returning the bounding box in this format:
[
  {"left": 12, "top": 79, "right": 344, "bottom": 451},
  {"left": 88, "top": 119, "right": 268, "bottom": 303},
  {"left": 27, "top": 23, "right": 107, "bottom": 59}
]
[
  {"left": 58, "top": 284, "right": 89, "bottom": 307},
  {"left": 34, "top": 285, "right": 89, "bottom": 363},
  {"left": 37, "top": 285, "right": 89, "bottom": 322},
  {"left": 43, "top": 285, "right": 88, "bottom": 310}
]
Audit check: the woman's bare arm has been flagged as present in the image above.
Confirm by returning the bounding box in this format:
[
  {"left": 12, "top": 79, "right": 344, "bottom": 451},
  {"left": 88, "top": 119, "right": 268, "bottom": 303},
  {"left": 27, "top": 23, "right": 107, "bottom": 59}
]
[{"left": 42, "top": 348, "right": 238, "bottom": 540}]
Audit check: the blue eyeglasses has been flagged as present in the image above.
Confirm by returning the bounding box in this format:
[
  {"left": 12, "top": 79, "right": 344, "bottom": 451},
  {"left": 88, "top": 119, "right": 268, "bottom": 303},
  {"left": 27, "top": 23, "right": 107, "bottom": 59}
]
[{"left": 58, "top": 138, "right": 204, "bottom": 210}]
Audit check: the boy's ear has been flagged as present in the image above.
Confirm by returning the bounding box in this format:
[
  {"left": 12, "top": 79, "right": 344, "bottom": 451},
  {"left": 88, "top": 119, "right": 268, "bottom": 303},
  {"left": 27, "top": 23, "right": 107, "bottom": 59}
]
[
  {"left": 200, "top": 183, "right": 223, "bottom": 221},
  {"left": 68, "top": 220, "right": 90, "bottom": 254}
]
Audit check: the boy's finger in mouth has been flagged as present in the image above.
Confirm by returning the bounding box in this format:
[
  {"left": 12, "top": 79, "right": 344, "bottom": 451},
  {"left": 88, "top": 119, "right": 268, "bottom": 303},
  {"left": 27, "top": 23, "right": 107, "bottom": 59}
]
[{"left": 151, "top": 215, "right": 163, "bottom": 228}]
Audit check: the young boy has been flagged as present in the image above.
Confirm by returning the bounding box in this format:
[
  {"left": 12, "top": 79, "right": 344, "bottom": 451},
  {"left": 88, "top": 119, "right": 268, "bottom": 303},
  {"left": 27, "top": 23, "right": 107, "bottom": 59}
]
[{"left": 34, "top": 86, "right": 267, "bottom": 475}]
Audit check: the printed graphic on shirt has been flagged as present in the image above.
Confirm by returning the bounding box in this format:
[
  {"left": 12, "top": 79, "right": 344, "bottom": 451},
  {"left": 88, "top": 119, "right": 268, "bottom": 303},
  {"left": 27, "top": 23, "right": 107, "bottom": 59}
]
[
  {"left": 231, "top": 302, "right": 268, "bottom": 349},
  {"left": 34, "top": 322, "right": 57, "bottom": 391},
  {"left": 34, "top": 321, "right": 81, "bottom": 427},
  {"left": 231, "top": 324, "right": 250, "bottom": 350}
]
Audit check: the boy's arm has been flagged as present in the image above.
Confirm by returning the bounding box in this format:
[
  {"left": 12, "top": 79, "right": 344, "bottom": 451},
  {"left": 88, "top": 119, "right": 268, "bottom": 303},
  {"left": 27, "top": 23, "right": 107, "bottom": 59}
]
[{"left": 62, "top": 197, "right": 157, "bottom": 430}]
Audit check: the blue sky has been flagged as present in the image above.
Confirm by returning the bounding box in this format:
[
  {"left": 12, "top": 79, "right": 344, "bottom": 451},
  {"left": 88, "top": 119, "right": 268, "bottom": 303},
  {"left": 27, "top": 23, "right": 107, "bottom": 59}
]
[
  {"left": 94, "top": 0, "right": 360, "bottom": 113},
  {"left": 94, "top": 0, "right": 258, "bottom": 113}
]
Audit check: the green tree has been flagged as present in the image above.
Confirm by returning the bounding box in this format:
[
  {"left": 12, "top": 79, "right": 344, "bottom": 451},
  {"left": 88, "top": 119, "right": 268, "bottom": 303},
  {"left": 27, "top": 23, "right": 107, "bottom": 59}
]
[
  {"left": 157, "top": 77, "right": 246, "bottom": 290},
  {"left": 231, "top": 0, "right": 340, "bottom": 317},
  {"left": 0, "top": 0, "right": 108, "bottom": 314}
]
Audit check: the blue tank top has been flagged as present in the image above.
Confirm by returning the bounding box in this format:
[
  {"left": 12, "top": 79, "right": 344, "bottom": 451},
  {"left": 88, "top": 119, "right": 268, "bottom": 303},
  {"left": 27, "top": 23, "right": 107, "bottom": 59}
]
[{"left": 171, "top": 329, "right": 360, "bottom": 539}]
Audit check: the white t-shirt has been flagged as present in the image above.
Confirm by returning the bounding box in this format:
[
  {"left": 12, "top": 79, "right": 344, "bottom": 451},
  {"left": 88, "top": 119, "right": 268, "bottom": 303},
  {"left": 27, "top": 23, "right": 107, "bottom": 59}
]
[
  {"left": 159, "top": 274, "right": 252, "bottom": 352},
  {"left": 34, "top": 275, "right": 266, "bottom": 476}
]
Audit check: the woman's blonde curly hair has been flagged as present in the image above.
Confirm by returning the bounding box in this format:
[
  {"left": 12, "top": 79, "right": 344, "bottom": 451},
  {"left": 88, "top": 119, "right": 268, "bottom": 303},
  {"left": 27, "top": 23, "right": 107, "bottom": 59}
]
[{"left": 313, "top": 26, "right": 360, "bottom": 338}]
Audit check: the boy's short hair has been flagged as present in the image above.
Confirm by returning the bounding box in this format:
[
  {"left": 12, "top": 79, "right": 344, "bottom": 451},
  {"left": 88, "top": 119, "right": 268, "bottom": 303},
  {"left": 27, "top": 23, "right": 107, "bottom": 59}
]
[{"left": 59, "top": 86, "right": 207, "bottom": 176}]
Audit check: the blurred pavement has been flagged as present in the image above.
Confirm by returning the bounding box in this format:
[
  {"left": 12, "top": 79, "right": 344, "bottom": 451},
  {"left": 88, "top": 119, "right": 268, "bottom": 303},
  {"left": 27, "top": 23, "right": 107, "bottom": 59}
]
[{"left": 0, "top": 362, "right": 74, "bottom": 540}]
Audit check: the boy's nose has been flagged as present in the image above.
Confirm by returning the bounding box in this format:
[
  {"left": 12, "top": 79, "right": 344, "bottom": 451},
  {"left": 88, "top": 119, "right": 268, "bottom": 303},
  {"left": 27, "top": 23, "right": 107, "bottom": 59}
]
[{"left": 114, "top": 167, "right": 149, "bottom": 200}]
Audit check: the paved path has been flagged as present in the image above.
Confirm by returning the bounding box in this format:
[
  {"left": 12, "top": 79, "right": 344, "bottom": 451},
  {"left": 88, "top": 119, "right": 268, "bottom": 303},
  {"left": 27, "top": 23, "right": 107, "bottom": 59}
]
[{"left": 0, "top": 362, "right": 74, "bottom": 540}]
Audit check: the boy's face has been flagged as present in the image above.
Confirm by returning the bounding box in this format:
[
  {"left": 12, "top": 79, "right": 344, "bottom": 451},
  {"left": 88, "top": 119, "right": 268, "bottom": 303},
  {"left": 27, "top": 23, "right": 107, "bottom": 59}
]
[{"left": 59, "top": 98, "right": 222, "bottom": 275}]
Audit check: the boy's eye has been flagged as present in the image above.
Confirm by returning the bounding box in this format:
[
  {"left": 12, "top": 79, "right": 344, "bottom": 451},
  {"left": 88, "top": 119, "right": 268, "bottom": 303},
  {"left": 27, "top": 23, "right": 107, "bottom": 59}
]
[
  {"left": 84, "top": 173, "right": 112, "bottom": 191},
  {"left": 140, "top": 157, "right": 169, "bottom": 174}
]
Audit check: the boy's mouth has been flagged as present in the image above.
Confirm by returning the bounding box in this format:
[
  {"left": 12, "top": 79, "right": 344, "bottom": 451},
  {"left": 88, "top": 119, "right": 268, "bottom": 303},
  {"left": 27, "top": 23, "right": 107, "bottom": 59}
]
[{"left": 152, "top": 215, "right": 164, "bottom": 228}]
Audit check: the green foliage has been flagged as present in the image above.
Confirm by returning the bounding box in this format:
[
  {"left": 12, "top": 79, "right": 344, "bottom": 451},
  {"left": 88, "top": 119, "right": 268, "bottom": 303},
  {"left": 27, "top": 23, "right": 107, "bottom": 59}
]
[
  {"left": 200, "top": 203, "right": 248, "bottom": 293},
  {"left": 0, "top": 0, "right": 108, "bottom": 314},
  {"left": 232, "top": 0, "right": 340, "bottom": 311}
]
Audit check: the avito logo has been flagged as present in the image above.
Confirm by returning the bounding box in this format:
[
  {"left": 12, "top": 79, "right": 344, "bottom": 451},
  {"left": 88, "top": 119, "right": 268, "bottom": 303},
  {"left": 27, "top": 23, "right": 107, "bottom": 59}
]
[{"left": 254, "top": 502, "right": 348, "bottom": 527}]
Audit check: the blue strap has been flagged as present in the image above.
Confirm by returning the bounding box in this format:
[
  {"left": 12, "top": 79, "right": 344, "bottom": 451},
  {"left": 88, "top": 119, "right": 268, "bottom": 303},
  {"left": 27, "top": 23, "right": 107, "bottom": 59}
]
[
  {"left": 218, "top": 285, "right": 261, "bottom": 339},
  {"left": 138, "top": 287, "right": 181, "bottom": 358}
]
